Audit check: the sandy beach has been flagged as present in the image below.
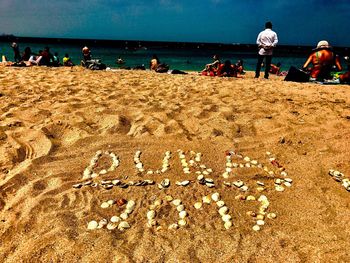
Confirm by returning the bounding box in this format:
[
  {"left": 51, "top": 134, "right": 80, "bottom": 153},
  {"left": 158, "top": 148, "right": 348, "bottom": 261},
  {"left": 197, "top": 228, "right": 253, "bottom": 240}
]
[{"left": 0, "top": 66, "right": 350, "bottom": 262}]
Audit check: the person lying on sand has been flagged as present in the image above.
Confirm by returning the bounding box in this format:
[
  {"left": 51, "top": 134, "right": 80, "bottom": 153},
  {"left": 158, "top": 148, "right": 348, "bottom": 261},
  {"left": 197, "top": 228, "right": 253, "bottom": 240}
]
[
  {"left": 302, "top": 40, "right": 342, "bottom": 81},
  {"left": 217, "top": 60, "right": 237, "bottom": 77},
  {"left": 201, "top": 55, "right": 221, "bottom": 76},
  {"left": 269, "top": 62, "right": 281, "bottom": 75}
]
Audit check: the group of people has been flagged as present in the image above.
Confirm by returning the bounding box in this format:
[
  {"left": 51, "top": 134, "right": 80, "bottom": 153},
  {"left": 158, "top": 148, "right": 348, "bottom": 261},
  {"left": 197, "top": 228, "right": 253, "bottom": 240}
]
[
  {"left": 200, "top": 55, "right": 245, "bottom": 77},
  {"left": 1, "top": 42, "right": 74, "bottom": 67}
]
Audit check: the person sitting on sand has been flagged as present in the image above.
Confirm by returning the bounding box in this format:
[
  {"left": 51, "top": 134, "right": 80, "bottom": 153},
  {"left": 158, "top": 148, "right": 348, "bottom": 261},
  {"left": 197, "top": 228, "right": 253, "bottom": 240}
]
[
  {"left": 11, "top": 42, "right": 21, "bottom": 63},
  {"left": 82, "top": 46, "right": 92, "bottom": 62},
  {"left": 150, "top": 54, "right": 160, "bottom": 70},
  {"left": 52, "top": 52, "right": 60, "bottom": 67},
  {"left": 235, "top": 59, "right": 245, "bottom": 74},
  {"left": 302, "top": 40, "right": 342, "bottom": 81},
  {"left": 63, "top": 53, "right": 74, "bottom": 66},
  {"left": 269, "top": 62, "right": 281, "bottom": 75},
  {"left": 339, "top": 56, "right": 350, "bottom": 84},
  {"left": 21, "top": 47, "right": 32, "bottom": 62},
  {"left": 202, "top": 55, "right": 221, "bottom": 76},
  {"left": 28, "top": 50, "right": 43, "bottom": 66},
  {"left": 217, "top": 60, "right": 237, "bottom": 77},
  {"left": 39, "top": 47, "right": 54, "bottom": 66}
]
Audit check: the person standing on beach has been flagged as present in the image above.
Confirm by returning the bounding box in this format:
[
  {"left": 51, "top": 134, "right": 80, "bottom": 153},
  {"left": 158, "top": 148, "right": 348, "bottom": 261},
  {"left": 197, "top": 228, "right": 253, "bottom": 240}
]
[
  {"left": 11, "top": 42, "right": 21, "bottom": 62},
  {"left": 255, "top": 22, "right": 278, "bottom": 79}
]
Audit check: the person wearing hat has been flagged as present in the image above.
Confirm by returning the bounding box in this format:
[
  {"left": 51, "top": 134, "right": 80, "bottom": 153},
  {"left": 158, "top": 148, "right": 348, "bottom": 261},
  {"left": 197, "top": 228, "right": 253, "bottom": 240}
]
[
  {"left": 255, "top": 21, "right": 278, "bottom": 79},
  {"left": 302, "top": 40, "right": 342, "bottom": 81}
]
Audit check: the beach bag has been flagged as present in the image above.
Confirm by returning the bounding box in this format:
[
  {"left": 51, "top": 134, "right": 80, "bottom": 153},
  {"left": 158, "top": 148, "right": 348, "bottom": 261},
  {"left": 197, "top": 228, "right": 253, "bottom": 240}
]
[{"left": 284, "top": 66, "right": 310, "bottom": 82}]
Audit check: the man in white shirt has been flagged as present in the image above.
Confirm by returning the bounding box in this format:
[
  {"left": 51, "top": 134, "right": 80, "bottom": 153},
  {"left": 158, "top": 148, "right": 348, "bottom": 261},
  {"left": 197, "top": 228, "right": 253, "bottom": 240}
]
[{"left": 255, "top": 22, "right": 278, "bottom": 79}]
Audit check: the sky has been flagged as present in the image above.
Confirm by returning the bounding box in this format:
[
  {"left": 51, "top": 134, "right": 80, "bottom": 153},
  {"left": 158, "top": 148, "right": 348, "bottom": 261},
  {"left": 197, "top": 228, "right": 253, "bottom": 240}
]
[{"left": 0, "top": 0, "right": 349, "bottom": 46}]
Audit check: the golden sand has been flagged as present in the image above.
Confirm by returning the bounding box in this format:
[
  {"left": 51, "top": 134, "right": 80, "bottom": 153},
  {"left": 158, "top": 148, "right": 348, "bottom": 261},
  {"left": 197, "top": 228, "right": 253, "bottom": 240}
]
[{"left": 0, "top": 66, "right": 350, "bottom": 262}]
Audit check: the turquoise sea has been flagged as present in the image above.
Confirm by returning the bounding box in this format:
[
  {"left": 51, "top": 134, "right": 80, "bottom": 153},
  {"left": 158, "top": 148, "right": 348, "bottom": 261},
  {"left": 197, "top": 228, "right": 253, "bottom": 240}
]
[{"left": 0, "top": 39, "right": 348, "bottom": 72}]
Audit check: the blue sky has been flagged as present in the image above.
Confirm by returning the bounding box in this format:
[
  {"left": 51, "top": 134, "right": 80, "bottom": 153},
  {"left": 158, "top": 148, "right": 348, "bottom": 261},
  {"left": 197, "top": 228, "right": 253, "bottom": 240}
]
[{"left": 0, "top": 0, "right": 349, "bottom": 46}]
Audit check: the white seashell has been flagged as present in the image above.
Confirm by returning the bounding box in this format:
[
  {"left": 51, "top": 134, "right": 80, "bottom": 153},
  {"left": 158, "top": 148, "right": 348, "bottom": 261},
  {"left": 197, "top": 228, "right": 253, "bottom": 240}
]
[
  {"left": 107, "top": 222, "right": 118, "bottom": 230},
  {"left": 267, "top": 213, "right": 277, "bottom": 219},
  {"left": 125, "top": 208, "right": 133, "bottom": 214},
  {"left": 178, "top": 219, "right": 187, "bottom": 226},
  {"left": 172, "top": 199, "right": 182, "bottom": 206},
  {"left": 107, "top": 199, "right": 115, "bottom": 205},
  {"left": 99, "top": 169, "right": 107, "bottom": 175},
  {"left": 181, "top": 180, "right": 190, "bottom": 186},
  {"left": 177, "top": 205, "right": 185, "bottom": 212},
  {"left": 147, "top": 219, "right": 157, "bottom": 227},
  {"left": 100, "top": 202, "right": 110, "bottom": 209},
  {"left": 224, "top": 221, "right": 232, "bottom": 229},
  {"left": 97, "top": 219, "right": 108, "bottom": 229},
  {"left": 168, "top": 223, "right": 179, "bottom": 230},
  {"left": 284, "top": 182, "right": 292, "bottom": 187},
  {"left": 246, "top": 195, "right": 256, "bottom": 201},
  {"left": 206, "top": 183, "right": 215, "bottom": 188},
  {"left": 135, "top": 163, "right": 143, "bottom": 169},
  {"left": 83, "top": 168, "right": 92, "bottom": 178},
  {"left": 256, "top": 187, "right": 265, "bottom": 192},
  {"left": 222, "top": 172, "right": 229, "bottom": 179},
  {"left": 147, "top": 210, "right": 156, "bottom": 220},
  {"left": 252, "top": 225, "right": 260, "bottom": 231},
  {"left": 91, "top": 173, "right": 98, "bottom": 178},
  {"left": 218, "top": 206, "right": 228, "bottom": 216},
  {"left": 256, "top": 214, "right": 265, "bottom": 220},
  {"left": 179, "top": 211, "right": 187, "bottom": 219},
  {"left": 165, "top": 195, "right": 173, "bottom": 202},
  {"left": 284, "top": 178, "right": 293, "bottom": 183},
  {"left": 126, "top": 200, "right": 136, "bottom": 210},
  {"left": 120, "top": 213, "right": 128, "bottom": 220},
  {"left": 258, "top": 195, "right": 268, "bottom": 202},
  {"left": 240, "top": 185, "right": 249, "bottom": 192},
  {"left": 87, "top": 220, "right": 98, "bottom": 230},
  {"left": 251, "top": 160, "right": 258, "bottom": 165},
  {"left": 245, "top": 163, "right": 251, "bottom": 168},
  {"left": 226, "top": 167, "right": 232, "bottom": 173},
  {"left": 211, "top": 193, "right": 220, "bottom": 202},
  {"left": 154, "top": 199, "right": 162, "bottom": 206},
  {"left": 118, "top": 221, "right": 130, "bottom": 230},
  {"left": 110, "top": 216, "right": 121, "bottom": 223},
  {"left": 197, "top": 174, "right": 204, "bottom": 180},
  {"left": 233, "top": 181, "right": 244, "bottom": 188},
  {"left": 222, "top": 214, "right": 232, "bottom": 222},
  {"left": 281, "top": 171, "right": 288, "bottom": 177},
  {"left": 256, "top": 220, "right": 265, "bottom": 226},
  {"left": 202, "top": 196, "right": 211, "bottom": 204},
  {"left": 243, "top": 156, "right": 250, "bottom": 162},
  {"left": 194, "top": 202, "right": 202, "bottom": 209},
  {"left": 275, "top": 185, "right": 285, "bottom": 192}
]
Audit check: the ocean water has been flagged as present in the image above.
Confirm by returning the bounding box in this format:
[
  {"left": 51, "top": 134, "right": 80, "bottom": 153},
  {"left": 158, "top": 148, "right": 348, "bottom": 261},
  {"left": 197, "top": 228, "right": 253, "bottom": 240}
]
[{"left": 0, "top": 41, "right": 314, "bottom": 72}]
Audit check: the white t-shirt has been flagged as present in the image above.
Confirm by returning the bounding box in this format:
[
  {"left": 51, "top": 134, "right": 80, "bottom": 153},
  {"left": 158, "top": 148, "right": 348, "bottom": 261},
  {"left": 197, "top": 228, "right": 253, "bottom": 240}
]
[{"left": 256, "top": 28, "right": 278, "bottom": 56}]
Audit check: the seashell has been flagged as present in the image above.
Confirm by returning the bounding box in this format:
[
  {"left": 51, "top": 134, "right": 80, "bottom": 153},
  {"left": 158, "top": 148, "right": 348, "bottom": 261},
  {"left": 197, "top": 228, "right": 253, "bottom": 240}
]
[
  {"left": 91, "top": 173, "right": 98, "bottom": 178},
  {"left": 275, "top": 178, "right": 283, "bottom": 185},
  {"left": 202, "top": 171, "right": 209, "bottom": 176},
  {"left": 161, "top": 179, "right": 170, "bottom": 188},
  {"left": 218, "top": 206, "right": 228, "bottom": 216},
  {"left": 120, "top": 213, "right": 128, "bottom": 220},
  {"left": 252, "top": 225, "right": 261, "bottom": 231},
  {"left": 183, "top": 168, "right": 190, "bottom": 174},
  {"left": 91, "top": 183, "right": 98, "bottom": 187},
  {"left": 87, "top": 220, "right": 98, "bottom": 230},
  {"left": 126, "top": 200, "right": 136, "bottom": 210},
  {"left": 256, "top": 214, "right": 265, "bottom": 220},
  {"left": 83, "top": 168, "right": 92, "bottom": 178},
  {"left": 246, "top": 211, "right": 256, "bottom": 217},
  {"left": 112, "top": 180, "right": 121, "bottom": 185},
  {"left": 128, "top": 181, "right": 135, "bottom": 186},
  {"left": 116, "top": 198, "right": 127, "bottom": 206},
  {"left": 106, "top": 222, "right": 117, "bottom": 230},
  {"left": 147, "top": 210, "right": 156, "bottom": 220},
  {"left": 256, "top": 220, "right": 265, "bottom": 226},
  {"left": 256, "top": 181, "right": 265, "bottom": 186},
  {"left": 205, "top": 178, "right": 214, "bottom": 183},
  {"left": 194, "top": 202, "right": 202, "bottom": 209},
  {"left": 101, "top": 180, "right": 111, "bottom": 185},
  {"left": 119, "top": 183, "right": 129, "bottom": 189},
  {"left": 275, "top": 185, "right": 285, "bottom": 192},
  {"left": 222, "top": 214, "right": 232, "bottom": 222},
  {"left": 177, "top": 205, "right": 185, "bottom": 212},
  {"left": 144, "top": 179, "right": 155, "bottom": 185},
  {"left": 111, "top": 216, "right": 121, "bottom": 223},
  {"left": 217, "top": 200, "right": 225, "bottom": 208},
  {"left": 165, "top": 195, "right": 173, "bottom": 202},
  {"left": 168, "top": 223, "right": 179, "bottom": 230},
  {"left": 222, "top": 172, "right": 229, "bottom": 179},
  {"left": 207, "top": 168, "right": 213, "bottom": 173},
  {"left": 224, "top": 221, "right": 232, "bottom": 229},
  {"left": 84, "top": 180, "right": 93, "bottom": 186},
  {"left": 125, "top": 208, "right": 133, "bottom": 214},
  {"left": 178, "top": 219, "right": 187, "bottom": 226},
  {"left": 281, "top": 171, "right": 288, "bottom": 177},
  {"left": 267, "top": 213, "right": 277, "bottom": 219},
  {"left": 179, "top": 211, "right": 187, "bottom": 219},
  {"left": 97, "top": 219, "right": 108, "bottom": 229},
  {"left": 244, "top": 156, "right": 251, "bottom": 162},
  {"left": 284, "top": 182, "right": 292, "bottom": 187},
  {"left": 233, "top": 181, "right": 244, "bottom": 188},
  {"left": 251, "top": 160, "right": 258, "bottom": 165},
  {"left": 99, "top": 169, "right": 107, "bottom": 175},
  {"left": 103, "top": 184, "right": 114, "bottom": 190},
  {"left": 197, "top": 174, "right": 204, "bottom": 181},
  {"left": 245, "top": 163, "right": 251, "bottom": 168},
  {"left": 258, "top": 195, "right": 268, "bottom": 202},
  {"left": 180, "top": 180, "right": 190, "bottom": 186},
  {"left": 235, "top": 194, "right": 246, "bottom": 200},
  {"left": 226, "top": 167, "right": 232, "bottom": 173},
  {"left": 154, "top": 199, "right": 162, "bottom": 206},
  {"left": 246, "top": 195, "right": 256, "bottom": 201},
  {"left": 284, "top": 178, "right": 293, "bottom": 183},
  {"left": 73, "top": 183, "right": 83, "bottom": 189},
  {"left": 107, "top": 199, "right": 115, "bottom": 205},
  {"left": 240, "top": 185, "right": 249, "bottom": 192},
  {"left": 206, "top": 182, "right": 215, "bottom": 188},
  {"left": 118, "top": 221, "right": 130, "bottom": 230},
  {"left": 172, "top": 199, "right": 182, "bottom": 206},
  {"left": 100, "top": 202, "right": 110, "bottom": 209},
  {"left": 202, "top": 196, "right": 211, "bottom": 204},
  {"left": 135, "top": 163, "right": 143, "bottom": 169},
  {"left": 211, "top": 193, "right": 220, "bottom": 202},
  {"left": 256, "top": 187, "right": 265, "bottom": 192}
]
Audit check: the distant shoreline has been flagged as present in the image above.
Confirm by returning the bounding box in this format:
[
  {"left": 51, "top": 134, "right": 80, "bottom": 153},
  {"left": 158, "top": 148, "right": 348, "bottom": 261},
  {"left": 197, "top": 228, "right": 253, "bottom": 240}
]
[{"left": 1, "top": 35, "right": 348, "bottom": 57}]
